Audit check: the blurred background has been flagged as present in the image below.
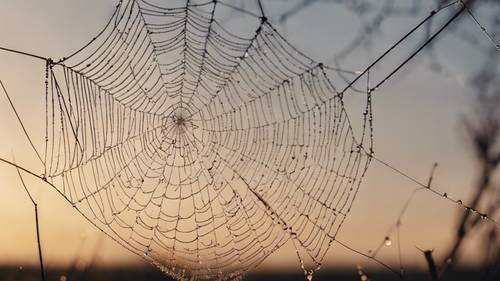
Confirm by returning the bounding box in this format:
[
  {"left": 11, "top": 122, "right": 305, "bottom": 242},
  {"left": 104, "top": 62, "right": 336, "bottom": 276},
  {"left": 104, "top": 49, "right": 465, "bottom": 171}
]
[{"left": 0, "top": 0, "right": 499, "bottom": 280}]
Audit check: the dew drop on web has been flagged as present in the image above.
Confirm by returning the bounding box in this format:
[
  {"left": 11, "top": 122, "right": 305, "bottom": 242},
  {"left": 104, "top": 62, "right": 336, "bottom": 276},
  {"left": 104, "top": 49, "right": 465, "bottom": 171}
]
[{"left": 384, "top": 236, "right": 392, "bottom": 246}]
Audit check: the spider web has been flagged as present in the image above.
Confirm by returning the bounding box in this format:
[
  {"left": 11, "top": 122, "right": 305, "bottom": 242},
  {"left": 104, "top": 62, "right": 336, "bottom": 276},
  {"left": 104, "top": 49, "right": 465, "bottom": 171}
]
[{"left": 42, "top": 0, "right": 372, "bottom": 279}]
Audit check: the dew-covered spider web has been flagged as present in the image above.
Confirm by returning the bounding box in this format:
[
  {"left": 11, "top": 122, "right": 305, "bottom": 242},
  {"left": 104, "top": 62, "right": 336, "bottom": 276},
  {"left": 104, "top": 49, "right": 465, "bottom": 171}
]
[{"left": 40, "top": 0, "right": 373, "bottom": 279}]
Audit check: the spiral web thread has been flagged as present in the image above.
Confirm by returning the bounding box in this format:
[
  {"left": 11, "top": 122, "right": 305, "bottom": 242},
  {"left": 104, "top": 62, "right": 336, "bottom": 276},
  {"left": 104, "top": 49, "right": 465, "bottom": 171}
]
[{"left": 43, "top": 0, "right": 373, "bottom": 279}]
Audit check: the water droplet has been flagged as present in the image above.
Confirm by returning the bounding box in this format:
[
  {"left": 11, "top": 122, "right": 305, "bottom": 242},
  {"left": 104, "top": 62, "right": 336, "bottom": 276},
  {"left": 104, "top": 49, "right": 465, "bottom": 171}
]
[
  {"left": 306, "top": 270, "right": 314, "bottom": 281},
  {"left": 384, "top": 236, "right": 392, "bottom": 246}
]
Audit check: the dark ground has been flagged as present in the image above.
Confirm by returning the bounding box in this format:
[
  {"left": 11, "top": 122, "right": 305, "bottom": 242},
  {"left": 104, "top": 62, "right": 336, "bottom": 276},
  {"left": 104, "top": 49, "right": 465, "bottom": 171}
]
[{"left": 1, "top": 266, "right": 499, "bottom": 281}]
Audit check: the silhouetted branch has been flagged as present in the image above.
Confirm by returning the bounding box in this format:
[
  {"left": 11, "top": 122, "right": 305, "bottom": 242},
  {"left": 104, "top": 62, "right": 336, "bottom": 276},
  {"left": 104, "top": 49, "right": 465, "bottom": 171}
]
[
  {"left": 438, "top": 22, "right": 500, "bottom": 279},
  {"left": 423, "top": 249, "right": 438, "bottom": 281}
]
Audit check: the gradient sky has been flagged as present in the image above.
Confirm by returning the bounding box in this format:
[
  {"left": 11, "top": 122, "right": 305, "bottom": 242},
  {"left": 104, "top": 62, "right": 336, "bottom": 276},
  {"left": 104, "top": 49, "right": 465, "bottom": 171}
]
[{"left": 0, "top": 0, "right": 498, "bottom": 276}]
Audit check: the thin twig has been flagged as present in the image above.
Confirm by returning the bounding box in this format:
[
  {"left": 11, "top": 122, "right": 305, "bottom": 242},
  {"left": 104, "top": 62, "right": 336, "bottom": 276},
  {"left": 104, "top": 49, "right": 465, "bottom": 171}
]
[
  {"left": 369, "top": 162, "right": 438, "bottom": 277},
  {"left": 15, "top": 165, "right": 46, "bottom": 281},
  {"left": 418, "top": 247, "right": 438, "bottom": 281},
  {"left": 427, "top": 163, "right": 438, "bottom": 188}
]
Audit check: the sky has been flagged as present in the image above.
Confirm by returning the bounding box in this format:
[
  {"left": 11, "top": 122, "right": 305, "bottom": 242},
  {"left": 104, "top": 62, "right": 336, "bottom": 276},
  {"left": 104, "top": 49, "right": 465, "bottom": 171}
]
[{"left": 0, "top": 0, "right": 499, "bottom": 276}]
